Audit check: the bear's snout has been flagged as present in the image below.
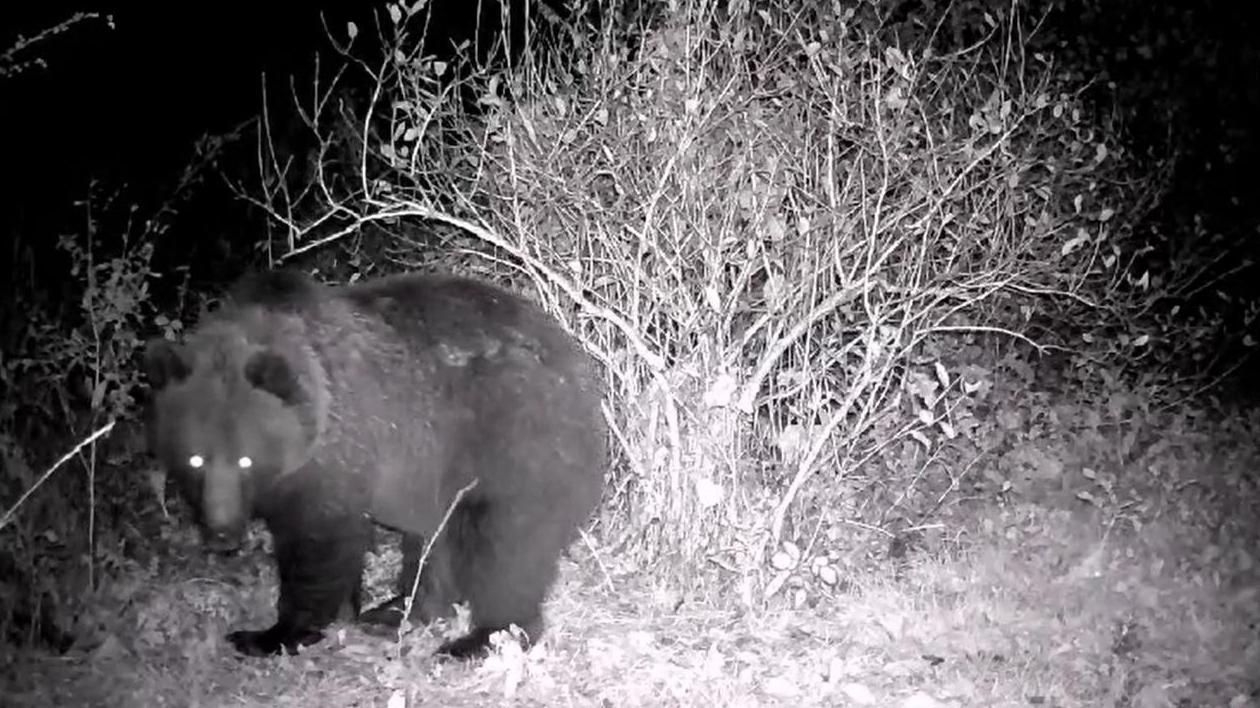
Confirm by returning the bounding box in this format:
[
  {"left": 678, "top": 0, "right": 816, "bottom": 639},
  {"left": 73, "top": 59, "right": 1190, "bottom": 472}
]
[{"left": 200, "top": 465, "right": 248, "bottom": 549}]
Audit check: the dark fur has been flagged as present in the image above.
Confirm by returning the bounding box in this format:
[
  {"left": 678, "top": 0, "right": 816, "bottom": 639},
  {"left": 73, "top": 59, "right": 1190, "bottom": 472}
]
[{"left": 144, "top": 270, "right": 607, "bottom": 659}]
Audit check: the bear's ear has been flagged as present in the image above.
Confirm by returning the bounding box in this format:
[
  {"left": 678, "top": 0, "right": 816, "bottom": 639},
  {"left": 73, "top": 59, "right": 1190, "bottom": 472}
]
[
  {"left": 144, "top": 339, "right": 190, "bottom": 389},
  {"left": 243, "top": 350, "right": 305, "bottom": 405}
]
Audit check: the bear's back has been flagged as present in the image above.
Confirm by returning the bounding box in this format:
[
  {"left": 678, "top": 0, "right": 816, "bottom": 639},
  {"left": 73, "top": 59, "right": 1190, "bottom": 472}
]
[
  {"left": 340, "top": 273, "right": 596, "bottom": 376},
  {"left": 210, "top": 270, "right": 596, "bottom": 384},
  {"left": 229, "top": 269, "right": 328, "bottom": 312}
]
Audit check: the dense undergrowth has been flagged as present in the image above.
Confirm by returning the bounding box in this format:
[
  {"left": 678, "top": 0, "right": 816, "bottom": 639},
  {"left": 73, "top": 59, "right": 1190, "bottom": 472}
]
[{"left": 1, "top": 0, "right": 1256, "bottom": 705}]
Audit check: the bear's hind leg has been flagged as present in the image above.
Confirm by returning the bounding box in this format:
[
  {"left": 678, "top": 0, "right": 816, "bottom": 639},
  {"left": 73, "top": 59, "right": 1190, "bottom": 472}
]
[
  {"left": 359, "top": 532, "right": 459, "bottom": 634},
  {"left": 227, "top": 520, "right": 370, "bottom": 657},
  {"left": 438, "top": 499, "right": 569, "bottom": 660}
]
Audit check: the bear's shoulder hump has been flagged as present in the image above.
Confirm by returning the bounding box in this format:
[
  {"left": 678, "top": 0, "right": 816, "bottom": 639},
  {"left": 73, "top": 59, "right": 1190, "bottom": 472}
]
[{"left": 230, "top": 270, "right": 325, "bottom": 311}]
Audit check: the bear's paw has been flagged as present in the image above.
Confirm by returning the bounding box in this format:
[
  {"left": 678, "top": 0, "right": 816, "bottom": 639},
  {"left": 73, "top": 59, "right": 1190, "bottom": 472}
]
[{"left": 227, "top": 625, "right": 325, "bottom": 657}]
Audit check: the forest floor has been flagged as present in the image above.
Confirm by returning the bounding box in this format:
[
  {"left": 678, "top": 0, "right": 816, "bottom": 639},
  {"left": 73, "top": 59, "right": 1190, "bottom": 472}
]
[{"left": 2, "top": 394, "right": 1258, "bottom": 708}]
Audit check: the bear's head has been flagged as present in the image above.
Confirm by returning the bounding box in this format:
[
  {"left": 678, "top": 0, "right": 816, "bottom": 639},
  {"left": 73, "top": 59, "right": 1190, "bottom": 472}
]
[{"left": 143, "top": 331, "right": 317, "bottom": 551}]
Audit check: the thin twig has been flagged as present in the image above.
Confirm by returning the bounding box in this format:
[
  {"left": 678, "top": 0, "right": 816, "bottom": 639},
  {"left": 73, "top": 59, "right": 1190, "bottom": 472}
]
[
  {"left": 0, "top": 421, "right": 116, "bottom": 533},
  {"left": 395, "top": 478, "right": 479, "bottom": 649}
]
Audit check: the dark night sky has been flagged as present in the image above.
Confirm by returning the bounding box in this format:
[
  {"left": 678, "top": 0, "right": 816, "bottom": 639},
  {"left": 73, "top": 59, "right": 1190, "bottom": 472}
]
[
  {"left": 1, "top": 0, "right": 531, "bottom": 229},
  {"left": 1, "top": 0, "right": 535, "bottom": 293},
  {"left": 3, "top": 2, "right": 380, "bottom": 197}
]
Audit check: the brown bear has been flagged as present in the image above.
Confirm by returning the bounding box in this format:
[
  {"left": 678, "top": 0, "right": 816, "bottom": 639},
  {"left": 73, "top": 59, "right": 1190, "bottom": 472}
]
[{"left": 143, "top": 269, "right": 607, "bottom": 659}]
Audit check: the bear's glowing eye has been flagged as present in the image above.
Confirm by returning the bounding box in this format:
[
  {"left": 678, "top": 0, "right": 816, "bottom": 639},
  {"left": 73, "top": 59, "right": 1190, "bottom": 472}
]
[
  {"left": 237, "top": 456, "right": 253, "bottom": 469},
  {"left": 188, "top": 455, "right": 205, "bottom": 469}
]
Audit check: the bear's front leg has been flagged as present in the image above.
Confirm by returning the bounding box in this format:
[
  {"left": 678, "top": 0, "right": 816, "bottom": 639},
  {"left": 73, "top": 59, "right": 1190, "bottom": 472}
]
[{"left": 228, "top": 517, "right": 370, "bottom": 657}]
